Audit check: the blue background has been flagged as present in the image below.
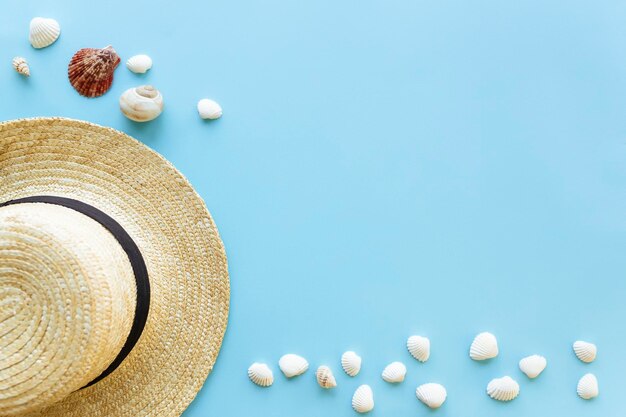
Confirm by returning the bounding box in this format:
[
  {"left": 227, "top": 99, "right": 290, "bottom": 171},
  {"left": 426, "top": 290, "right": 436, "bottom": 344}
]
[{"left": 2, "top": 0, "right": 625, "bottom": 415}]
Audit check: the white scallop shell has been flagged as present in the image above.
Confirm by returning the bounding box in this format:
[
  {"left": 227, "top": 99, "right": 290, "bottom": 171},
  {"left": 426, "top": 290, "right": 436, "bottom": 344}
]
[
  {"left": 341, "top": 351, "right": 362, "bottom": 377},
  {"left": 29, "top": 17, "right": 60, "bottom": 49},
  {"left": 352, "top": 384, "right": 374, "bottom": 413},
  {"left": 519, "top": 355, "right": 547, "bottom": 378},
  {"left": 316, "top": 365, "right": 337, "bottom": 389},
  {"left": 119, "top": 85, "right": 164, "bottom": 122},
  {"left": 577, "top": 373, "right": 599, "bottom": 400},
  {"left": 381, "top": 361, "right": 406, "bottom": 383},
  {"left": 278, "top": 354, "right": 308, "bottom": 378},
  {"left": 247, "top": 362, "right": 273, "bottom": 387},
  {"left": 573, "top": 340, "right": 597, "bottom": 363},
  {"left": 487, "top": 376, "right": 520, "bottom": 402},
  {"left": 415, "top": 383, "right": 447, "bottom": 409},
  {"left": 197, "top": 98, "right": 223, "bottom": 120},
  {"left": 470, "top": 332, "right": 499, "bottom": 361},
  {"left": 126, "top": 54, "right": 153, "bottom": 74},
  {"left": 407, "top": 335, "right": 430, "bottom": 362}
]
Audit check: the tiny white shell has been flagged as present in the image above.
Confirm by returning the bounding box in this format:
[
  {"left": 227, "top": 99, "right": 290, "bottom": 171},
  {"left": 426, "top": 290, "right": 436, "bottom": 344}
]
[
  {"left": 519, "top": 355, "right": 547, "bottom": 379},
  {"left": 316, "top": 365, "right": 337, "bottom": 389},
  {"left": 470, "top": 332, "right": 499, "bottom": 361},
  {"left": 407, "top": 335, "right": 430, "bottom": 362},
  {"left": 12, "top": 57, "right": 30, "bottom": 77},
  {"left": 487, "top": 376, "right": 520, "bottom": 402},
  {"left": 415, "top": 383, "right": 447, "bottom": 409},
  {"left": 341, "top": 351, "right": 362, "bottom": 377},
  {"left": 352, "top": 384, "right": 374, "bottom": 413},
  {"left": 382, "top": 361, "right": 406, "bottom": 383},
  {"left": 126, "top": 54, "right": 153, "bottom": 74},
  {"left": 278, "top": 354, "right": 308, "bottom": 378},
  {"left": 29, "top": 17, "right": 61, "bottom": 49},
  {"left": 248, "top": 362, "right": 273, "bottom": 387},
  {"left": 577, "top": 373, "right": 599, "bottom": 400},
  {"left": 573, "top": 341, "right": 597, "bottom": 363},
  {"left": 197, "top": 98, "right": 223, "bottom": 120}
]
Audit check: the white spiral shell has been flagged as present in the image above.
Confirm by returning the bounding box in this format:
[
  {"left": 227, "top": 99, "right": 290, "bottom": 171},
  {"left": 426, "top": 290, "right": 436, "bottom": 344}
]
[
  {"left": 126, "top": 54, "right": 153, "bottom": 74},
  {"left": 469, "top": 332, "right": 499, "bottom": 361},
  {"left": 247, "top": 363, "right": 273, "bottom": 387},
  {"left": 415, "top": 383, "right": 447, "bottom": 408},
  {"left": 407, "top": 335, "right": 430, "bottom": 362},
  {"left": 119, "top": 85, "right": 164, "bottom": 122},
  {"left": 577, "top": 373, "right": 599, "bottom": 400},
  {"left": 573, "top": 341, "right": 597, "bottom": 363},
  {"left": 12, "top": 57, "right": 30, "bottom": 76},
  {"left": 518, "top": 355, "right": 547, "bottom": 378},
  {"left": 352, "top": 384, "right": 374, "bottom": 413},
  {"left": 278, "top": 354, "right": 308, "bottom": 378},
  {"left": 487, "top": 376, "right": 519, "bottom": 401},
  {"left": 381, "top": 361, "right": 406, "bottom": 383},
  {"left": 316, "top": 365, "right": 337, "bottom": 389},
  {"left": 29, "top": 17, "right": 61, "bottom": 49},
  {"left": 341, "top": 351, "right": 362, "bottom": 377}
]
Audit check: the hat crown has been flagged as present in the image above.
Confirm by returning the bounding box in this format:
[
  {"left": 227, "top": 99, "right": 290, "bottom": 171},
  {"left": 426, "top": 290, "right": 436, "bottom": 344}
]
[{"left": 0, "top": 203, "right": 136, "bottom": 415}]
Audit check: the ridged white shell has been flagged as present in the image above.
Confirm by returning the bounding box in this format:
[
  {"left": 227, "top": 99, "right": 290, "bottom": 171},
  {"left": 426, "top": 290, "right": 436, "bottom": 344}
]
[
  {"left": 278, "top": 354, "right": 308, "bottom": 378},
  {"left": 352, "top": 384, "right": 374, "bottom": 413},
  {"left": 248, "top": 363, "right": 273, "bottom": 387},
  {"left": 519, "top": 355, "right": 547, "bottom": 378},
  {"left": 470, "top": 332, "right": 499, "bottom": 361},
  {"left": 573, "top": 341, "right": 597, "bottom": 363},
  {"left": 12, "top": 57, "right": 30, "bottom": 76},
  {"left": 407, "top": 335, "right": 430, "bottom": 362},
  {"left": 126, "top": 54, "right": 153, "bottom": 74},
  {"left": 341, "top": 351, "right": 362, "bottom": 377},
  {"left": 119, "top": 85, "right": 164, "bottom": 122},
  {"left": 415, "top": 383, "right": 447, "bottom": 409},
  {"left": 197, "top": 98, "right": 223, "bottom": 120},
  {"left": 577, "top": 373, "right": 599, "bottom": 400},
  {"left": 316, "top": 365, "right": 337, "bottom": 389},
  {"left": 381, "top": 361, "right": 406, "bottom": 383},
  {"left": 487, "top": 376, "right": 520, "bottom": 401},
  {"left": 29, "top": 17, "right": 61, "bottom": 49}
]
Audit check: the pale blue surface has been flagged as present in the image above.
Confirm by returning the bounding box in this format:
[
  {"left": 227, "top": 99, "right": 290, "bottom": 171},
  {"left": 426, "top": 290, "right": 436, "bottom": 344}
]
[{"left": 2, "top": 0, "right": 626, "bottom": 415}]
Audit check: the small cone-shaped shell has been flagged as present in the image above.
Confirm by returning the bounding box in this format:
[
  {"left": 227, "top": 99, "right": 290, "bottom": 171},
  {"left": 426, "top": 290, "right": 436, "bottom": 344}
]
[
  {"left": 126, "top": 54, "right": 153, "bottom": 74},
  {"left": 29, "top": 17, "right": 61, "bottom": 49},
  {"left": 415, "top": 383, "right": 447, "bottom": 408},
  {"left": 316, "top": 365, "right": 337, "bottom": 389},
  {"left": 352, "top": 385, "right": 374, "bottom": 413},
  {"left": 470, "top": 332, "right": 499, "bottom": 361},
  {"left": 341, "top": 351, "right": 362, "bottom": 377},
  {"left": 248, "top": 363, "right": 273, "bottom": 387},
  {"left": 278, "top": 354, "right": 308, "bottom": 378},
  {"left": 519, "top": 355, "right": 547, "bottom": 378},
  {"left": 407, "top": 335, "right": 430, "bottom": 362},
  {"left": 382, "top": 361, "right": 406, "bottom": 383},
  {"left": 12, "top": 57, "right": 30, "bottom": 76},
  {"left": 119, "top": 85, "right": 164, "bottom": 122},
  {"left": 487, "top": 376, "right": 519, "bottom": 401},
  {"left": 577, "top": 373, "right": 599, "bottom": 400},
  {"left": 68, "top": 46, "right": 120, "bottom": 97},
  {"left": 573, "top": 341, "right": 597, "bottom": 363}
]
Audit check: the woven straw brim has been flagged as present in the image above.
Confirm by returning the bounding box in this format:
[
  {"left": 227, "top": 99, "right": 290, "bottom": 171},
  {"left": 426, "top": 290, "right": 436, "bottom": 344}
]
[{"left": 0, "top": 118, "right": 230, "bottom": 417}]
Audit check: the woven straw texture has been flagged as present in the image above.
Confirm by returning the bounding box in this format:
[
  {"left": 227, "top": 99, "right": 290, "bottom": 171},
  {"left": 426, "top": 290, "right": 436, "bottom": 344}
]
[{"left": 0, "top": 118, "right": 230, "bottom": 417}]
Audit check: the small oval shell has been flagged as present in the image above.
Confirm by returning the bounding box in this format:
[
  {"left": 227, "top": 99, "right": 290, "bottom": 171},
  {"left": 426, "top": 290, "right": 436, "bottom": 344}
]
[
  {"left": 68, "top": 46, "right": 120, "bottom": 97},
  {"left": 487, "top": 376, "right": 519, "bottom": 402},
  {"left": 519, "top": 355, "right": 547, "bottom": 378},
  {"left": 470, "top": 332, "right": 499, "bottom": 361},
  {"left": 278, "top": 354, "right": 308, "bottom": 378},
  {"left": 126, "top": 54, "right": 153, "bottom": 74},
  {"left": 119, "top": 85, "right": 164, "bottom": 122},
  {"left": 197, "top": 99, "right": 223, "bottom": 120},
  {"left": 415, "top": 383, "right": 447, "bottom": 409},
  {"left": 573, "top": 341, "right": 597, "bottom": 363},
  {"left": 382, "top": 361, "right": 406, "bottom": 383},
  {"left": 352, "top": 384, "right": 374, "bottom": 413},
  {"left": 407, "top": 335, "right": 430, "bottom": 362},
  {"left": 248, "top": 362, "right": 273, "bottom": 387},
  {"left": 12, "top": 57, "right": 30, "bottom": 77},
  {"left": 577, "top": 373, "right": 599, "bottom": 400},
  {"left": 316, "top": 365, "right": 337, "bottom": 389},
  {"left": 341, "top": 351, "right": 362, "bottom": 377},
  {"left": 29, "top": 17, "right": 60, "bottom": 49}
]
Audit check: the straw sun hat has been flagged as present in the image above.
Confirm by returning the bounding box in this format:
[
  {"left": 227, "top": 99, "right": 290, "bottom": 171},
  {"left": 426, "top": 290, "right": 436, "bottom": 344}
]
[{"left": 0, "top": 118, "right": 229, "bottom": 416}]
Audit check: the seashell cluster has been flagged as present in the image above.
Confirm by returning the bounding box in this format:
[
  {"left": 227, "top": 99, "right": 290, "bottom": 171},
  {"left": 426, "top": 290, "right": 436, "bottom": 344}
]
[
  {"left": 126, "top": 54, "right": 153, "bottom": 74},
  {"left": 470, "top": 332, "right": 498, "bottom": 361},
  {"left": 415, "top": 383, "right": 447, "bottom": 409},
  {"left": 197, "top": 98, "right": 223, "bottom": 120},
  {"left": 68, "top": 46, "right": 120, "bottom": 97},
  {"left": 519, "top": 354, "right": 547, "bottom": 379},
  {"left": 487, "top": 376, "right": 520, "bottom": 402},
  {"left": 278, "top": 354, "right": 308, "bottom": 378},
  {"left": 381, "top": 361, "right": 406, "bottom": 383},
  {"left": 248, "top": 362, "right": 273, "bottom": 387},
  {"left": 316, "top": 365, "right": 337, "bottom": 389},
  {"left": 352, "top": 384, "right": 374, "bottom": 413},
  {"left": 341, "top": 351, "right": 362, "bottom": 377},
  {"left": 577, "top": 373, "right": 599, "bottom": 400},
  {"left": 12, "top": 57, "right": 30, "bottom": 77},
  {"left": 407, "top": 335, "right": 430, "bottom": 362},
  {"left": 29, "top": 17, "right": 60, "bottom": 49},
  {"left": 573, "top": 341, "right": 596, "bottom": 363},
  {"left": 119, "top": 85, "right": 164, "bottom": 122}
]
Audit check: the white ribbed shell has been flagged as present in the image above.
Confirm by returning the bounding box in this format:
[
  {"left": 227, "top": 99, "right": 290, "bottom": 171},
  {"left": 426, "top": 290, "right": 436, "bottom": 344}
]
[
  {"left": 487, "top": 376, "right": 519, "bottom": 401},
  {"left": 126, "top": 54, "right": 153, "bottom": 74},
  {"left": 352, "top": 385, "right": 374, "bottom": 413},
  {"left": 469, "top": 332, "right": 499, "bottom": 361},
  {"left": 278, "top": 354, "right": 308, "bottom": 378},
  {"left": 29, "top": 17, "right": 61, "bottom": 48},
  {"left": 341, "top": 351, "right": 362, "bottom": 377},
  {"left": 381, "top": 361, "right": 406, "bottom": 383},
  {"left": 407, "top": 335, "right": 430, "bottom": 362},
  {"left": 519, "top": 355, "right": 547, "bottom": 378},
  {"left": 415, "top": 383, "right": 447, "bottom": 408},
  {"left": 573, "top": 341, "right": 597, "bottom": 363},
  {"left": 316, "top": 365, "right": 337, "bottom": 389},
  {"left": 248, "top": 363, "right": 273, "bottom": 387},
  {"left": 577, "top": 373, "right": 599, "bottom": 400}
]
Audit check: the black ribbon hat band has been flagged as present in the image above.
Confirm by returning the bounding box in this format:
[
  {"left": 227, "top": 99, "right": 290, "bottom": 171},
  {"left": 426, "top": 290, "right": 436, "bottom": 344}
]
[{"left": 0, "top": 196, "right": 150, "bottom": 387}]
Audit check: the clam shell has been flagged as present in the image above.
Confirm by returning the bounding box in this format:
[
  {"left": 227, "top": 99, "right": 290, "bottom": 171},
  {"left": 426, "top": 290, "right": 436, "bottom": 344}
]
[
  {"left": 68, "top": 46, "right": 120, "bottom": 97},
  {"left": 197, "top": 98, "right": 223, "bottom": 120},
  {"left": 278, "top": 354, "right": 308, "bottom": 378},
  {"left": 519, "top": 354, "right": 547, "bottom": 378},
  {"left": 12, "top": 57, "right": 30, "bottom": 77},
  {"left": 573, "top": 341, "right": 597, "bottom": 363},
  {"left": 469, "top": 332, "right": 499, "bottom": 361},
  {"left": 381, "top": 361, "right": 406, "bottom": 383},
  {"left": 415, "top": 383, "right": 447, "bottom": 408},
  {"left": 248, "top": 362, "right": 273, "bottom": 387},
  {"left": 407, "top": 335, "right": 430, "bottom": 362},
  {"left": 126, "top": 54, "right": 153, "bottom": 74},
  {"left": 487, "top": 376, "right": 519, "bottom": 402},
  {"left": 341, "top": 351, "right": 362, "bottom": 377},
  {"left": 352, "top": 384, "right": 374, "bottom": 413},
  {"left": 577, "top": 373, "right": 599, "bottom": 400},
  {"left": 119, "top": 85, "right": 164, "bottom": 122},
  {"left": 316, "top": 365, "right": 337, "bottom": 389},
  {"left": 29, "top": 17, "right": 60, "bottom": 49}
]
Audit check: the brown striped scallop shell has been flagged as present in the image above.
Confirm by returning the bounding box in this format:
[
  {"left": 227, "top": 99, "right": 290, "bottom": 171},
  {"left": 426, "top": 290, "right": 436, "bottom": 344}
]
[{"left": 68, "top": 45, "right": 120, "bottom": 97}]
